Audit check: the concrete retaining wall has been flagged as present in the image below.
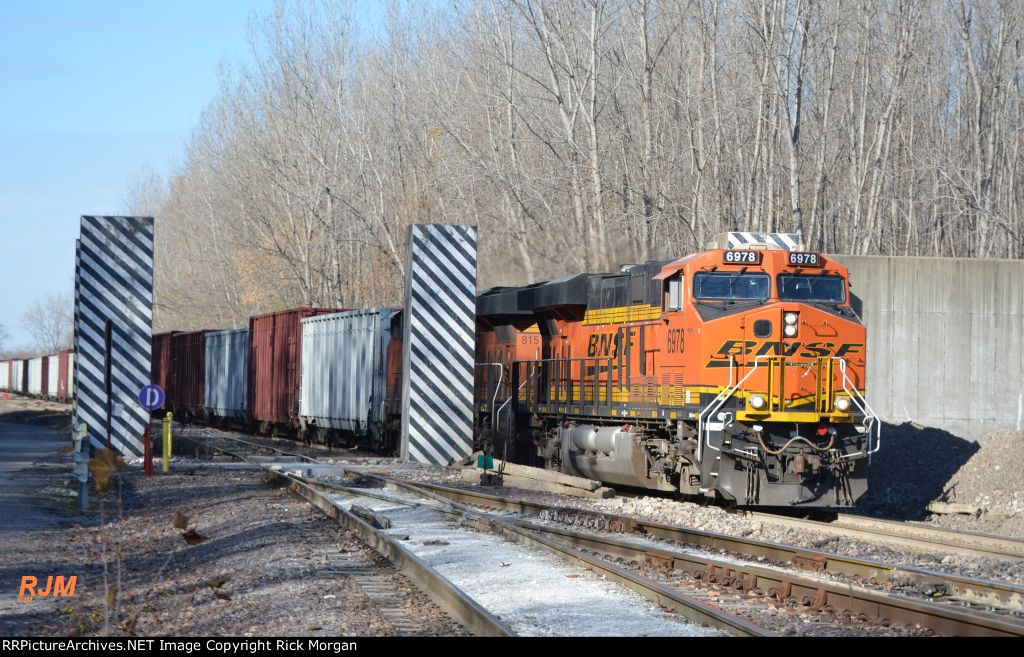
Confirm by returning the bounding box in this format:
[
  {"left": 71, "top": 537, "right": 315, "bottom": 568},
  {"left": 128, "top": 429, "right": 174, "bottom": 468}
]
[{"left": 834, "top": 255, "right": 1024, "bottom": 441}]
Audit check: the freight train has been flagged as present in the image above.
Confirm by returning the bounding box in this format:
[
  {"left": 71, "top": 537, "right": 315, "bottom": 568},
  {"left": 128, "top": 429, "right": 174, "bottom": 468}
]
[
  {"left": 2, "top": 235, "right": 877, "bottom": 507},
  {"left": 0, "top": 349, "right": 76, "bottom": 402}
]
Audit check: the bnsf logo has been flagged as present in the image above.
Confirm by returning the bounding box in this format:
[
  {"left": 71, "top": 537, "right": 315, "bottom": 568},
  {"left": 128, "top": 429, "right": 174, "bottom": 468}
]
[
  {"left": 715, "top": 340, "right": 863, "bottom": 358},
  {"left": 586, "top": 331, "right": 637, "bottom": 358}
]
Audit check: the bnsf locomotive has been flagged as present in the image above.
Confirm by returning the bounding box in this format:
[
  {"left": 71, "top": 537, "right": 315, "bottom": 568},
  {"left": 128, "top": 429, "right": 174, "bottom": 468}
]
[{"left": 474, "top": 237, "right": 878, "bottom": 507}]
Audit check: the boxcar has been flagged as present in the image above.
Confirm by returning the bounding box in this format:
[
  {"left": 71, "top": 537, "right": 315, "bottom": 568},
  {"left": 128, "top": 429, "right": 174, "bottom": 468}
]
[
  {"left": 27, "top": 357, "right": 43, "bottom": 396},
  {"left": 170, "top": 330, "right": 208, "bottom": 419},
  {"left": 151, "top": 332, "right": 178, "bottom": 412},
  {"left": 204, "top": 328, "right": 249, "bottom": 421},
  {"left": 46, "top": 355, "right": 59, "bottom": 399},
  {"left": 12, "top": 360, "right": 25, "bottom": 394},
  {"left": 57, "top": 350, "right": 75, "bottom": 402},
  {"left": 249, "top": 308, "right": 344, "bottom": 432},
  {"left": 298, "top": 308, "right": 401, "bottom": 449}
]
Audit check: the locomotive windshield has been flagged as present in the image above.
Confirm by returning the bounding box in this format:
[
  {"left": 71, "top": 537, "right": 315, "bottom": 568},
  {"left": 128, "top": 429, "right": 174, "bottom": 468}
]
[
  {"left": 777, "top": 274, "right": 846, "bottom": 303},
  {"left": 693, "top": 272, "right": 769, "bottom": 301}
]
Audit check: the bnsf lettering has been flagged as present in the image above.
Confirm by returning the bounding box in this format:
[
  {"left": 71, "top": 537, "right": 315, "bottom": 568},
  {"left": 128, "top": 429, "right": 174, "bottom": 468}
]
[
  {"left": 586, "top": 330, "right": 636, "bottom": 358},
  {"left": 713, "top": 340, "right": 863, "bottom": 361},
  {"left": 716, "top": 340, "right": 757, "bottom": 356}
]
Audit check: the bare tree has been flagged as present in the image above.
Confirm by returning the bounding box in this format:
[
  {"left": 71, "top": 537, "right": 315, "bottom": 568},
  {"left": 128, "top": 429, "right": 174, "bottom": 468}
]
[
  {"left": 120, "top": 0, "right": 1024, "bottom": 334},
  {"left": 22, "top": 292, "right": 73, "bottom": 354},
  {"left": 0, "top": 321, "right": 10, "bottom": 354}
]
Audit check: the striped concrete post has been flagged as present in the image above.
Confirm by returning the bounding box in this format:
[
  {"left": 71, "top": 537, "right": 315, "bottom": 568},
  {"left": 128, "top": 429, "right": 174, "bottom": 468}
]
[
  {"left": 73, "top": 216, "right": 154, "bottom": 457},
  {"left": 400, "top": 224, "right": 478, "bottom": 465}
]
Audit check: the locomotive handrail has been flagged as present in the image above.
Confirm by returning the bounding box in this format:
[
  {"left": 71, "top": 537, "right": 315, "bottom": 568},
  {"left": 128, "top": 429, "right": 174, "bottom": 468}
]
[
  {"left": 832, "top": 357, "right": 881, "bottom": 457},
  {"left": 698, "top": 355, "right": 770, "bottom": 461},
  {"left": 475, "top": 363, "right": 504, "bottom": 433},
  {"left": 496, "top": 365, "right": 539, "bottom": 436}
]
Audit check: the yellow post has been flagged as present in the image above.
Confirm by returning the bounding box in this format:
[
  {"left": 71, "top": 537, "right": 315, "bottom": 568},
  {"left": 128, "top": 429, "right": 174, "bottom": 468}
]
[{"left": 162, "top": 412, "right": 173, "bottom": 473}]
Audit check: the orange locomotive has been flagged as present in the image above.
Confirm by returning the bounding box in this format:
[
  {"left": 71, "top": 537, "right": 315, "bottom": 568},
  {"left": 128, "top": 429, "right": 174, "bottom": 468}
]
[{"left": 475, "top": 236, "right": 878, "bottom": 507}]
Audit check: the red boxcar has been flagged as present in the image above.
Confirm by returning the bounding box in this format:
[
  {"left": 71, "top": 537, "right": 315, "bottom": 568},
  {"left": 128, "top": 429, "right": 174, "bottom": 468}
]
[
  {"left": 57, "top": 349, "right": 74, "bottom": 401},
  {"left": 170, "top": 330, "right": 208, "bottom": 419},
  {"left": 249, "top": 308, "right": 344, "bottom": 428},
  {"left": 151, "top": 332, "right": 178, "bottom": 412},
  {"left": 40, "top": 355, "right": 50, "bottom": 400}
]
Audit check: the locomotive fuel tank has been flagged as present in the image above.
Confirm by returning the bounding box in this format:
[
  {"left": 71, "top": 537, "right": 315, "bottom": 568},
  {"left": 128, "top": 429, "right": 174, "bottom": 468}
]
[{"left": 557, "top": 423, "right": 677, "bottom": 492}]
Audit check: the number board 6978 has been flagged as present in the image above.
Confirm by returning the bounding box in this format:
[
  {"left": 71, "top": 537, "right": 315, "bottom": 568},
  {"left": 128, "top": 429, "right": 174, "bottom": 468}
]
[
  {"left": 722, "top": 250, "right": 761, "bottom": 264},
  {"left": 787, "top": 252, "right": 823, "bottom": 267}
]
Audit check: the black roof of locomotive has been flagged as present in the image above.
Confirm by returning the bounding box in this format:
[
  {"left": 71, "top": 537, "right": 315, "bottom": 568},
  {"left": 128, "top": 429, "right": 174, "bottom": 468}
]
[{"left": 477, "top": 260, "right": 673, "bottom": 318}]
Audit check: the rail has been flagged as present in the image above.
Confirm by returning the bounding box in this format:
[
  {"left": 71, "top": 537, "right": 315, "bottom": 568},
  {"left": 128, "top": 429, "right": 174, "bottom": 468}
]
[{"left": 387, "top": 478, "right": 1024, "bottom": 636}]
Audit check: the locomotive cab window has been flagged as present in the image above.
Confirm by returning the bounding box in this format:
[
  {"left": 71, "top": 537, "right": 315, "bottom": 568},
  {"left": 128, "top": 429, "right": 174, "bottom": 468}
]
[
  {"left": 777, "top": 274, "right": 846, "bottom": 303},
  {"left": 693, "top": 272, "right": 769, "bottom": 301},
  {"left": 665, "top": 276, "right": 683, "bottom": 311}
]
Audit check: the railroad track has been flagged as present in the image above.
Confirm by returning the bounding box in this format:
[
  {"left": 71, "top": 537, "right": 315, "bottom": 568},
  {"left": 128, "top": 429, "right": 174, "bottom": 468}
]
[
  {"left": 747, "top": 510, "right": 1024, "bottom": 563},
  {"left": 176, "top": 430, "right": 1024, "bottom": 636},
  {"left": 180, "top": 432, "right": 761, "bottom": 637},
  {"left": 368, "top": 478, "right": 1024, "bottom": 636},
  {"left": 611, "top": 484, "right": 1024, "bottom": 563}
]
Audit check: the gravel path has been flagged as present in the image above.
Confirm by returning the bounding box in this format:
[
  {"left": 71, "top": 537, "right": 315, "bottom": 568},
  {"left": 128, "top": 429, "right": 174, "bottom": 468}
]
[{"left": 0, "top": 450, "right": 463, "bottom": 636}]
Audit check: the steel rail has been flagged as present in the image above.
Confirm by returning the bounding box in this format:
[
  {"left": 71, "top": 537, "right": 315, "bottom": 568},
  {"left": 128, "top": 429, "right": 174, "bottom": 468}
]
[
  {"left": 501, "top": 516, "right": 1024, "bottom": 637},
  {"left": 385, "top": 479, "right": 1024, "bottom": 615},
  {"left": 299, "top": 476, "right": 772, "bottom": 637},
  {"left": 177, "top": 436, "right": 514, "bottom": 637},
  {"left": 334, "top": 473, "right": 1024, "bottom": 637},
  {"left": 182, "top": 432, "right": 1024, "bottom": 635},
  {"left": 821, "top": 512, "right": 1024, "bottom": 562}
]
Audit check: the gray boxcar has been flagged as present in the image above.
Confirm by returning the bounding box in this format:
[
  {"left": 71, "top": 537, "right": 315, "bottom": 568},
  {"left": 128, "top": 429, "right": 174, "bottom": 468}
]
[
  {"left": 204, "top": 328, "right": 249, "bottom": 420},
  {"left": 299, "top": 307, "right": 400, "bottom": 448}
]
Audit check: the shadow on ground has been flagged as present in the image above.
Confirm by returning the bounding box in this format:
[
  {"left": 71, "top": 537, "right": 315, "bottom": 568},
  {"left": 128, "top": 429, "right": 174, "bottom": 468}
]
[
  {"left": 0, "top": 408, "right": 72, "bottom": 432},
  {"left": 855, "top": 421, "right": 978, "bottom": 520}
]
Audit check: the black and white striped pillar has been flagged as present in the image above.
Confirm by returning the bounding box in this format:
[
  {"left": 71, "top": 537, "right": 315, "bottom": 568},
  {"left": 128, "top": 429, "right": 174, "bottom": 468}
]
[
  {"left": 73, "top": 216, "right": 154, "bottom": 457},
  {"left": 400, "top": 224, "right": 478, "bottom": 465}
]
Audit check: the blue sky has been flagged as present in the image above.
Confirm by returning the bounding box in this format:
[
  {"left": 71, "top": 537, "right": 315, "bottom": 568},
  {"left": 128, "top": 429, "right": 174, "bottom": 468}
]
[{"left": 0, "top": 1, "right": 290, "bottom": 350}]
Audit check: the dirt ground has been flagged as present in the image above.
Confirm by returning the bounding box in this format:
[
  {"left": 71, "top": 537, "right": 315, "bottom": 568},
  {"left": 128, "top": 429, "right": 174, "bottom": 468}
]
[{"left": 0, "top": 397, "right": 462, "bottom": 637}]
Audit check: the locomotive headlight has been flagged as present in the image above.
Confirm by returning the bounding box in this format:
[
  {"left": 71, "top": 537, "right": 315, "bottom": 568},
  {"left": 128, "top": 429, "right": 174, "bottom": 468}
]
[
  {"left": 748, "top": 394, "right": 767, "bottom": 410},
  {"left": 783, "top": 323, "right": 798, "bottom": 337},
  {"left": 784, "top": 312, "right": 798, "bottom": 325},
  {"left": 834, "top": 396, "right": 852, "bottom": 412}
]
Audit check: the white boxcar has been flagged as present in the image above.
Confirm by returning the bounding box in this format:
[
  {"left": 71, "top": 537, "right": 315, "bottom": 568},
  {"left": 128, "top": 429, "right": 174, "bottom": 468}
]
[
  {"left": 65, "top": 352, "right": 76, "bottom": 400},
  {"left": 299, "top": 307, "right": 400, "bottom": 448},
  {"left": 47, "top": 356, "right": 59, "bottom": 398},
  {"left": 0, "top": 361, "right": 9, "bottom": 391},
  {"left": 27, "top": 357, "right": 43, "bottom": 396},
  {"left": 204, "top": 328, "right": 249, "bottom": 419},
  {"left": 11, "top": 360, "right": 24, "bottom": 393}
]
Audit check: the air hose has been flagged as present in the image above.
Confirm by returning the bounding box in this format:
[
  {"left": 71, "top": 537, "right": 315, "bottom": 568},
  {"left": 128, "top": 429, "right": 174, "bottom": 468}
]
[{"left": 757, "top": 432, "right": 835, "bottom": 456}]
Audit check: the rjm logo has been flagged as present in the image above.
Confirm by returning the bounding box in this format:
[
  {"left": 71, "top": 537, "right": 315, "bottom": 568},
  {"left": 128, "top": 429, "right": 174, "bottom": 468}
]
[{"left": 18, "top": 576, "right": 77, "bottom": 603}]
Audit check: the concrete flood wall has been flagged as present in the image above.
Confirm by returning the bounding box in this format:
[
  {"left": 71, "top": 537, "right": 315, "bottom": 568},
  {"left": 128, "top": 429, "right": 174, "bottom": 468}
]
[{"left": 834, "top": 255, "right": 1024, "bottom": 441}]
